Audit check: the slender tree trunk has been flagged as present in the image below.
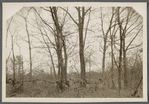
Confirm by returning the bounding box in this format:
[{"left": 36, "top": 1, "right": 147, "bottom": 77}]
[
  {"left": 50, "top": 7, "right": 66, "bottom": 82},
  {"left": 78, "top": 7, "right": 86, "bottom": 87},
  {"left": 89, "top": 56, "right": 91, "bottom": 72},
  {"left": 123, "top": 40, "right": 128, "bottom": 89},
  {"left": 122, "top": 8, "right": 130, "bottom": 90},
  {"left": 110, "top": 35, "right": 114, "bottom": 89},
  {"left": 22, "top": 58, "right": 24, "bottom": 85},
  {"left": 102, "top": 36, "right": 107, "bottom": 88},
  {"left": 110, "top": 8, "right": 117, "bottom": 89},
  {"left": 100, "top": 7, "right": 115, "bottom": 89},
  {"left": 11, "top": 35, "right": 15, "bottom": 86},
  {"left": 50, "top": 7, "right": 62, "bottom": 80},
  {"left": 49, "top": 49, "right": 57, "bottom": 80},
  {"left": 18, "top": 59, "right": 21, "bottom": 81},
  {"left": 57, "top": 50, "right": 61, "bottom": 80},
  {"left": 63, "top": 39, "right": 67, "bottom": 81},
  {"left": 131, "top": 68, "right": 134, "bottom": 89},
  {"left": 37, "top": 21, "right": 57, "bottom": 80},
  {"left": 131, "top": 76, "right": 142, "bottom": 97},
  {"left": 59, "top": 46, "right": 64, "bottom": 81},
  {"left": 117, "top": 7, "right": 122, "bottom": 96},
  {"left": 61, "top": 7, "right": 89, "bottom": 87},
  {"left": 6, "top": 17, "right": 13, "bottom": 83}
]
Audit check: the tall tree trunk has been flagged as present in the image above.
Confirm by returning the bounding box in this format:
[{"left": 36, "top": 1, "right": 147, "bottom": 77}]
[
  {"left": 11, "top": 35, "right": 15, "bottom": 86},
  {"left": 110, "top": 7, "right": 117, "bottom": 90},
  {"left": 123, "top": 39, "right": 128, "bottom": 89},
  {"left": 22, "top": 58, "right": 24, "bottom": 85},
  {"left": 57, "top": 51, "right": 61, "bottom": 80},
  {"left": 59, "top": 46, "right": 64, "bottom": 81},
  {"left": 60, "top": 7, "right": 90, "bottom": 87},
  {"left": 100, "top": 7, "right": 114, "bottom": 89},
  {"left": 37, "top": 20, "right": 57, "bottom": 80},
  {"left": 89, "top": 56, "right": 91, "bottom": 72},
  {"left": 63, "top": 39, "right": 67, "bottom": 81},
  {"left": 49, "top": 49, "right": 57, "bottom": 80},
  {"left": 18, "top": 59, "right": 21, "bottom": 82},
  {"left": 78, "top": 7, "right": 86, "bottom": 87},
  {"left": 102, "top": 36, "right": 107, "bottom": 88},
  {"left": 50, "top": 7, "right": 65, "bottom": 81},
  {"left": 122, "top": 8, "right": 130, "bottom": 90},
  {"left": 117, "top": 7, "right": 122, "bottom": 96},
  {"left": 110, "top": 34, "right": 114, "bottom": 89}
]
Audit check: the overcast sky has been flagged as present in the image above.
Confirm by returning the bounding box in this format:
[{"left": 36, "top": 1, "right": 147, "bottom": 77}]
[{"left": 3, "top": 3, "right": 145, "bottom": 74}]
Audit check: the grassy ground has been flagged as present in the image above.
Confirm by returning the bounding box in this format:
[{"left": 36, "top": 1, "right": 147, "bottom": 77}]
[{"left": 6, "top": 82, "right": 143, "bottom": 98}]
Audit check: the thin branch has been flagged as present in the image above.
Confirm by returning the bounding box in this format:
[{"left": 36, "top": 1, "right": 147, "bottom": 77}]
[
  {"left": 59, "top": 7, "right": 78, "bottom": 26},
  {"left": 6, "top": 16, "right": 13, "bottom": 47},
  {"left": 84, "top": 9, "right": 91, "bottom": 48},
  {"left": 126, "top": 26, "right": 143, "bottom": 50},
  {"left": 32, "top": 7, "right": 56, "bottom": 37},
  {"left": 127, "top": 42, "right": 142, "bottom": 50}
]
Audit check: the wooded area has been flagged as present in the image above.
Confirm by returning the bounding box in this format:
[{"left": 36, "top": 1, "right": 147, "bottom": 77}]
[{"left": 6, "top": 6, "right": 143, "bottom": 98}]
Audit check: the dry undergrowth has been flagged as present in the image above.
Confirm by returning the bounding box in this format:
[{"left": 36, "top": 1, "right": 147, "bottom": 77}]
[{"left": 6, "top": 81, "right": 143, "bottom": 98}]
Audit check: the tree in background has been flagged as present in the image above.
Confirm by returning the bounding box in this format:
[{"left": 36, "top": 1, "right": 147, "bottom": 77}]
[
  {"left": 99, "top": 7, "right": 116, "bottom": 89},
  {"left": 119, "top": 7, "right": 143, "bottom": 89}
]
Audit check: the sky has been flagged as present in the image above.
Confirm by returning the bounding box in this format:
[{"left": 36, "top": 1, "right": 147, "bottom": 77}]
[
  {"left": 3, "top": 3, "right": 145, "bottom": 74},
  {"left": 3, "top": 2, "right": 146, "bottom": 21}
]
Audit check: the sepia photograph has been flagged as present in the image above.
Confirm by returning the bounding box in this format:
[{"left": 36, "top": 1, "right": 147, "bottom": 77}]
[{"left": 2, "top": 2, "right": 147, "bottom": 102}]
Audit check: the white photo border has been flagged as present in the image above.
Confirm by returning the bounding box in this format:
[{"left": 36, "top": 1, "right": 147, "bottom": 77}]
[{"left": 2, "top": 2, "right": 148, "bottom": 102}]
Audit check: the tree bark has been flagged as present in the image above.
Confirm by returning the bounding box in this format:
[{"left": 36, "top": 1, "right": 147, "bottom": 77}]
[
  {"left": 11, "top": 35, "right": 16, "bottom": 86},
  {"left": 22, "top": 57, "right": 24, "bottom": 85},
  {"left": 59, "top": 7, "right": 91, "bottom": 87},
  {"left": 100, "top": 7, "right": 115, "bottom": 89},
  {"left": 117, "top": 7, "right": 122, "bottom": 96},
  {"left": 102, "top": 38, "right": 107, "bottom": 88},
  {"left": 78, "top": 7, "right": 86, "bottom": 87},
  {"left": 63, "top": 38, "right": 67, "bottom": 81},
  {"left": 18, "top": 56, "right": 21, "bottom": 82},
  {"left": 110, "top": 31, "right": 114, "bottom": 89},
  {"left": 50, "top": 7, "right": 67, "bottom": 82},
  {"left": 123, "top": 40, "right": 128, "bottom": 89}
]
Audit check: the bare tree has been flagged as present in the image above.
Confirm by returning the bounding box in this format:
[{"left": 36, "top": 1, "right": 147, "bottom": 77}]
[
  {"left": 6, "top": 16, "right": 17, "bottom": 86},
  {"left": 32, "top": 7, "right": 71, "bottom": 92},
  {"left": 11, "top": 27, "right": 16, "bottom": 86},
  {"left": 109, "top": 7, "right": 118, "bottom": 89},
  {"left": 18, "top": 8, "right": 33, "bottom": 96},
  {"left": 6, "top": 16, "right": 14, "bottom": 84},
  {"left": 120, "top": 7, "right": 143, "bottom": 89},
  {"left": 100, "top": 7, "right": 115, "bottom": 88},
  {"left": 60, "top": 7, "right": 91, "bottom": 87},
  {"left": 33, "top": 9, "right": 57, "bottom": 80},
  {"left": 117, "top": 7, "right": 123, "bottom": 96}
]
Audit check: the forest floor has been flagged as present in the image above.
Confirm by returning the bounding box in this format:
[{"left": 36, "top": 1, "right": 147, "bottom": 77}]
[{"left": 6, "top": 82, "right": 143, "bottom": 98}]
